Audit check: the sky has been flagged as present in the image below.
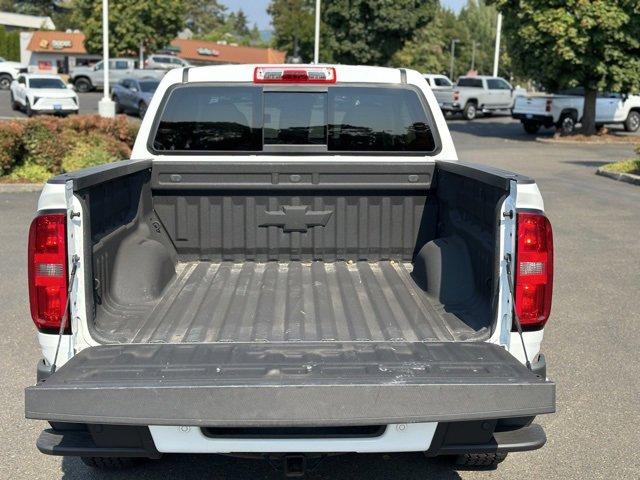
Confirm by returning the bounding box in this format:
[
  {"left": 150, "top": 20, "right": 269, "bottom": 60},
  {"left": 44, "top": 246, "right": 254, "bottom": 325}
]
[{"left": 220, "top": 0, "right": 467, "bottom": 30}]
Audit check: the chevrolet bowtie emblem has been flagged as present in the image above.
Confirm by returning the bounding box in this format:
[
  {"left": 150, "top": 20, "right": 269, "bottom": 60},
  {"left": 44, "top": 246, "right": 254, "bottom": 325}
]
[{"left": 259, "top": 206, "right": 333, "bottom": 232}]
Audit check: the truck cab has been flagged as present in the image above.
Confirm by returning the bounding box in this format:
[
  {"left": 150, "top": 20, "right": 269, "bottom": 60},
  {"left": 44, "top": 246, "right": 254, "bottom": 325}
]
[{"left": 25, "top": 64, "right": 555, "bottom": 475}]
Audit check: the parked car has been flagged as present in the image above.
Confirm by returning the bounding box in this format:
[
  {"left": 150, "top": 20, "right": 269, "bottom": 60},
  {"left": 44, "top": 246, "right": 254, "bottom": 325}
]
[
  {"left": 9, "top": 73, "right": 78, "bottom": 117},
  {"left": 24, "top": 65, "right": 555, "bottom": 476},
  {"left": 112, "top": 77, "right": 160, "bottom": 117},
  {"left": 513, "top": 90, "right": 640, "bottom": 135},
  {"left": 423, "top": 73, "right": 454, "bottom": 107},
  {"left": 441, "top": 75, "right": 526, "bottom": 120},
  {"left": 144, "top": 54, "right": 190, "bottom": 70},
  {"left": 0, "top": 56, "right": 27, "bottom": 90},
  {"left": 69, "top": 59, "right": 164, "bottom": 93}
]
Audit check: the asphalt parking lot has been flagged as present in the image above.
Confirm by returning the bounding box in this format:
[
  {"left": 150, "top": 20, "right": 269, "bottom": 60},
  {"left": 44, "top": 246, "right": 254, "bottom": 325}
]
[{"left": 1, "top": 116, "right": 639, "bottom": 479}]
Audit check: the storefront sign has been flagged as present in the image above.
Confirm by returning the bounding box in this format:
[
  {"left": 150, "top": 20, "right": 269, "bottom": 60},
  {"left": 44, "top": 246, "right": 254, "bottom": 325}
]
[
  {"left": 38, "top": 39, "right": 73, "bottom": 50},
  {"left": 196, "top": 47, "right": 219, "bottom": 57}
]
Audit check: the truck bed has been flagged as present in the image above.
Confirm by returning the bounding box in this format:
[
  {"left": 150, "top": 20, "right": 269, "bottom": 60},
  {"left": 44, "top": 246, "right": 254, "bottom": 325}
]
[{"left": 96, "top": 260, "right": 488, "bottom": 344}]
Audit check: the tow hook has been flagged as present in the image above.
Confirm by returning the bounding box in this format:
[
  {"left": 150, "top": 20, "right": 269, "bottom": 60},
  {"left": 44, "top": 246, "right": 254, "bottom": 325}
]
[{"left": 283, "top": 455, "right": 306, "bottom": 478}]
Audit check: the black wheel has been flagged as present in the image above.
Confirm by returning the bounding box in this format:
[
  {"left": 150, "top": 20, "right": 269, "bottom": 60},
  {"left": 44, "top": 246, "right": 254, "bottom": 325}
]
[
  {"left": 138, "top": 101, "right": 148, "bottom": 118},
  {"left": 522, "top": 121, "right": 541, "bottom": 134},
  {"left": 558, "top": 114, "right": 576, "bottom": 135},
  {"left": 624, "top": 110, "right": 640, "bottom": 132},
  {"left": 455, "top": 452, "right": 507, "bottom": 469},
  {"left": 25, "top": 99, "right": 33, "bottom": 117},
  {"left": 80, "top": 457, "right": 137, "bottom": 470},
  {"left": 0, "top": 74, "right": 12, "bottom": 90},
  {"left": 10, "top": 92, "right": 19, "bottom": 111},
  {"left": 112, "top": 94, "right": 124, "bottom": 114},
  {"left": 74, "top": 77, "right": 92, "bottom": 93},
  {"left": 463, "top": 102, "right": 477, "bottom": 121}
]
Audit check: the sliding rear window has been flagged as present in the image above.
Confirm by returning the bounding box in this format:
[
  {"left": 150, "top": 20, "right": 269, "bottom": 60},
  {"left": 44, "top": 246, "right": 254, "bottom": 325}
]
[{"left": 152, "top": 85, "right": 436, "bottom": 153}]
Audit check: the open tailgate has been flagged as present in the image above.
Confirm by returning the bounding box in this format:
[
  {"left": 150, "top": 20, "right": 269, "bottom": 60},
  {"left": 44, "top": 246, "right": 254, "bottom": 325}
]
[{"left": 26, "top": 342, "right": 554, "bottom": 426}]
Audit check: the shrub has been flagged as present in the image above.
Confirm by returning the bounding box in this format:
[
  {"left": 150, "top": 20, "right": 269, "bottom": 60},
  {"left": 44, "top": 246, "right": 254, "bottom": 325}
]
[
  {"left": 8, "top": 163, "right": 51, "bottom": 183},
  {"left": 0, "top": 115, "right": 138, "bottom": 182},
  {"left": 0, "top": 121, "right": 25, "bottom": 174}
]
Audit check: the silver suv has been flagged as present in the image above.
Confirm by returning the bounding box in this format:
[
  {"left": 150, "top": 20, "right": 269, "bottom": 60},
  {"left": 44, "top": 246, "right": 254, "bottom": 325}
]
[{"left": 144, "top": 55, "right": 190, "bottom": 70}]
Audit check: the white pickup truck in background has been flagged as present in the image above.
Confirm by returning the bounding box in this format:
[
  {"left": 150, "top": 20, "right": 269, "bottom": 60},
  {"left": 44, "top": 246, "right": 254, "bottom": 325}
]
[
  {"left": 0, "top": 57, "right": 27, "bottom": 90},
  {"left": 512, "top": 90, "right": 640, "bottom": 135},
  {"left": 423, "top": 73, "right": 455, "bottom": 107},
  {"left": 24, "top": 64, "right": 555, "bottom": 476},
  {"left": 440, "top": 75, "right": 526, "bottom": 120}
]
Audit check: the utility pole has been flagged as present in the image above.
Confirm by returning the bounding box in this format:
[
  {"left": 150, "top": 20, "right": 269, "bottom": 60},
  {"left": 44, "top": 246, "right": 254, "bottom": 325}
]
[
  {"left": 313, "top": 0, "right": 321, "bottom": 63},
  {"left": 98, "top": 0, "right": 115, "bottom": 117},
  {"left": 471, "top": 40, "right": 476, "bottom": 71},
  {"left": 449, "top": 39, "right": 460, "bottom": 81},
  {"left": 492, "top": 13, "right": 502, "bottom": 77}
]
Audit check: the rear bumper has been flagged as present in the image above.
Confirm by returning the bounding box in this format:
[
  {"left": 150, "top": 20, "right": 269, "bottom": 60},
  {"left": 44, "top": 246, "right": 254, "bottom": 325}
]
[
  {"left": 512, "top": 113, "right": 553, "bottom": 124},
  {"left": 36, "top": 420, "right": 546, "bottom": 456},
  {"left": 26, "top": 342, "right": 555, "bottom": 427}
]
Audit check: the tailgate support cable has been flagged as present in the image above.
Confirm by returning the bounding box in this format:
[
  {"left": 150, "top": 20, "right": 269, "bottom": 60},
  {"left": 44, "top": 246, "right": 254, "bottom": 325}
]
[
  {"left": 504, "top": 254, "right": 532, "bottom": 371},
  {"left": 50, "top": 254, "right": 80, "bottom": 374}
]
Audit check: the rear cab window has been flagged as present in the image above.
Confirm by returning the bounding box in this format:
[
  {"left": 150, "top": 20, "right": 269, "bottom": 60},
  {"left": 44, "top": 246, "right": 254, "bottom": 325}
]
[
  {"left": 457, "top": 78, "right": 484, "bottom": 88},
  {"left": 151, "top": 84, "right": 437, "bottom": 154}
]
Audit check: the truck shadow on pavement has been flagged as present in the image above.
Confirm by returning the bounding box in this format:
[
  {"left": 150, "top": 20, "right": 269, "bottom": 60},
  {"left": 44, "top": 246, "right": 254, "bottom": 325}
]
[{"left": 60, "top": 452, "right": 469, "bottom": 479}]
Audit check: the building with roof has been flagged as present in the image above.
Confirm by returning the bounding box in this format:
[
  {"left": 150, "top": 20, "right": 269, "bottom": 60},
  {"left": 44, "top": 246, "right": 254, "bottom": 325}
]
[
  {"left": 20, "top": 31, "right": 99, "bottom": 74},
  {"left": 0, "top": 11, "right": 55, "bottom": 31},
  {"left": 170, "top": 38, "right": 286, "bottom": 66}
]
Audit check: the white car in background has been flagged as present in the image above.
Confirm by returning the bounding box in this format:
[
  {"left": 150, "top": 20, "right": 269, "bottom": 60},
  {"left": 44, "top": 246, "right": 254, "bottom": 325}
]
[{"left": 10, "top": 74, "right": 78, "bottom": 117}]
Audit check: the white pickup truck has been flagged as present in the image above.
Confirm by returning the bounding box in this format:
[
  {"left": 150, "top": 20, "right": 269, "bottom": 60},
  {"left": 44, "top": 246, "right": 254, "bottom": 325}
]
[
  {"left": 423, "top": 73, "right": 455, "bottom": 107},
  {"left": 441, "top": 75, "right": 526, "bottom": 120},
  {"left": 25, "top": 64, "right": 555, "bottom": 475},
  {"left": 513, "top": 91, "right": 640, "bottom": 135},
  {"left": 0, "top": 57, "right": 27, "bottom": 90}
]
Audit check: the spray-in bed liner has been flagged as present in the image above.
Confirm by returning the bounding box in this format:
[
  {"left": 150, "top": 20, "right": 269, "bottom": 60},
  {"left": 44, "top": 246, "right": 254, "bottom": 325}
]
[{"left": 95, "top": 261, "right": 489, "bottom": 344}]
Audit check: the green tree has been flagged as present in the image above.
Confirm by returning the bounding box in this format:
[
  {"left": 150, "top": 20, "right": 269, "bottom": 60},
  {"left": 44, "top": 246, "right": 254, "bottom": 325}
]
[
  {"left": 322, "top": 0, "right": 436, "bottom": 65},
  {"left": 184, "top": 0, "right": 227, "bottom": 36},
  {"left": 234, "top": 9, "right": 251, "bottom": 37},
  {"left": 73, "top": 0, "right": 186, "bottom": 57},
  {"left": 268, "top": 0, "right": 316, "bottom": 62},
  {"left": 490, "top": 0, "right": 640, "bottom": 134}
]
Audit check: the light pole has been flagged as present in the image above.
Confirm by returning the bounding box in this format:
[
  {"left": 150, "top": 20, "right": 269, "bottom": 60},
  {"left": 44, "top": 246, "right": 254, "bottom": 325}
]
[
  {"left": 449, "top": 39, "right": 460, "bottom": 81},
  {"left": 492, "top": 13, "right": 502, "bottom": 77},
  {"left": 98, "top": 0, "right": 115, "bottom": 117},
  {"left": 313, "top": 0, "right": 321, "bottom": 63}
]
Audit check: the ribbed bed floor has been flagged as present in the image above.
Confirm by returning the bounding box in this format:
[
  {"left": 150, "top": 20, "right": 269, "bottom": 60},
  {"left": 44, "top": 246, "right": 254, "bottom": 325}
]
[{"left": 97, "top": 261, "right": 485, "bottom": 344}]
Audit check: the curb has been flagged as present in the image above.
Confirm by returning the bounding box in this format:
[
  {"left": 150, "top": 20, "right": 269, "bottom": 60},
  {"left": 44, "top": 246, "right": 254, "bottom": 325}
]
[
  {"left": 536, "top": 137, "right": 639, "bottom": 146},
  {"left": 596, "top": 168, "right": 640, "bottom": 186},
  {"left": 0, "top": 183, "right": 43, "bottom": 192}
]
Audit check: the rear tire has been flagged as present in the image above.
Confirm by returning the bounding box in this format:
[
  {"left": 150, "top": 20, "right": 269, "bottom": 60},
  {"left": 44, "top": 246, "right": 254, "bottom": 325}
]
[
  {"left": 74, "top": 77, "right": 92, "bottom": 93},
  {"left": 80, "top": 457, "right": 137, "bottom": 470},
  {"left": 624, "top": 110, "right": 640, "bottom": 132},
  {"left": 522, "top": 121, "right": 541, "bottom": 134},
  {"left": 25, "top": 99, "right": 33, "bottom": 117},
  {"left": 0, "top": 74, "right": 12, "bottom": 90},
  {"left": 112, "top": 94, "right": 124, "bottom": 114},
  {"left": 463, "top": 102, "right": 477, "bottom": 121},
  {"left": 138, "top": 101, "right": 148, "bottom": 118},
  {"left": 10, "top": 92, "right": 19, "bottom": 111},
  {"left": 558, "top": 113, "right": 576, "bottom": 135},
  {"left": 455, "top": 452, "right": 507, "bottom": 469}
]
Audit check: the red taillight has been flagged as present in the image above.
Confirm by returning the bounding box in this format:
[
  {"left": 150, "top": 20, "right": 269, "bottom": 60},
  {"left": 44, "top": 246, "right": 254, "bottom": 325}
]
[
  {"left": 514, "top": 211, "right": 553, "bottom": 331},
  {"left": 28, "top": 213, "right": 69, "bottom": 333},
  {"left": 545, "top": 99, "right": 552, "bottom": 112},
  {"left": 254, "top": 66, "right": 337, "bottom": 84}
]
